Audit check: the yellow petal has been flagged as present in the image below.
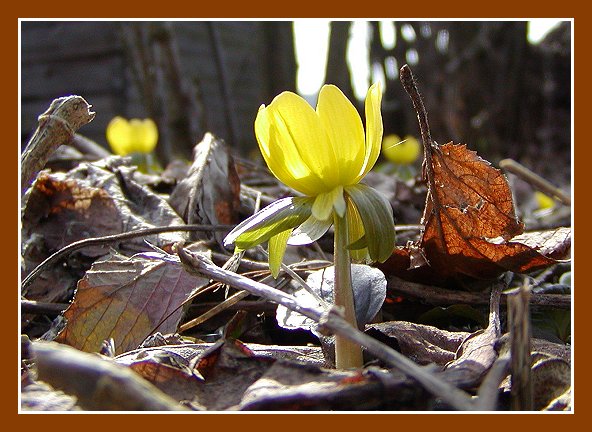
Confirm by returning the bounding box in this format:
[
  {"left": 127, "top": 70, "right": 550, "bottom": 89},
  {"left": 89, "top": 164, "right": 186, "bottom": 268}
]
[
  {"left": 535, "top": 191, "right": 555, "bottom": 210},
  {"left": 106, "top": 117, "right": 158, "bottom": 156},
  {"left": 106, "top": 117, "right": 132, "bottom": 156},
  {"left": 358, "top": 83, "right": 383, "bottom": 180},
  {"left": 130, "top": 118, "right": 158, "bottom": 153},
  {"left": 317, "top": 85, "right": 365, "bottom": 185},
  {"left": 346, "top": 196, "right": 370, "bottom": 262},
  {"left": 269, "top": 92, "right": 339, "bottom": 188},
  {"left": 255, "top": 102, "right": 326, "bottom": 195},
  {"left": 312, "top": 186, "right": 344, "bottom": 221}
]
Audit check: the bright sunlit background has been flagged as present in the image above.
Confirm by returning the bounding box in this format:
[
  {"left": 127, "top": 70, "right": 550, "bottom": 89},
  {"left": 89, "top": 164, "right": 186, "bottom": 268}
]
[{"left": 294, "top": 19, "right": 564, "bottom": 102}]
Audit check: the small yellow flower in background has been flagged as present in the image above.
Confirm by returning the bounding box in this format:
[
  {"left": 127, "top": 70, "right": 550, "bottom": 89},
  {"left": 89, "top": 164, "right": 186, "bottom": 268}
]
[
  {"left": 535, "top": 191, "right": 555, "bottom": 210},
  {"left": 106, "top": 116, "right": 158, "bottom": 156},
  {"left": 381, "top": 134, "right": 421, "bottom": 165},
  {"left": 225, "top": 83, "right": 394, "bottom": 277}
]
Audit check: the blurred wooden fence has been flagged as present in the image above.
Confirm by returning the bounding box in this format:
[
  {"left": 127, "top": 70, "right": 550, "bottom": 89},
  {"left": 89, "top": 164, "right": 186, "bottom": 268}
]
[
  {"left": 21, "top": 21, "right": 570, "bottom": 183},
  {"left": 21, "top": 21, "right": 296, "bottom": 163}
]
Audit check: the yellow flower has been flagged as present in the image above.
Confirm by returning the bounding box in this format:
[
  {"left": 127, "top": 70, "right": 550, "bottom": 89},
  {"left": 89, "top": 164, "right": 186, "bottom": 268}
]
[
  {"left": 225, "top": 84, "right": 395, "bottom": 277},
  {"left": 106, "top": 117, "right": 158, "bottom": 156},
  {"left": 255, "top": 83, "right": 383, "bottom": 220},
  {"left": 381, "top": 134, "right": 421, "bottom": 165},
  {"left": 535, "top": 191, "right": 555, "bottom": 210}
]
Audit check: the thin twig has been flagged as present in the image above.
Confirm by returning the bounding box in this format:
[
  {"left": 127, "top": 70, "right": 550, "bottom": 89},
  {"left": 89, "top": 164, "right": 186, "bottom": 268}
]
[
  {"left": 188, "top": 299, "right": 277, "bottom": 314},
  {"left": 387, "top": 275, "right": 571, "bottom": 309},
  {"left": 21, "top": 299, "right": 69, "bottom": 316},
  {"left": 179, "top": 289, "right": 251, "bottom": 333},
  {"left": 179, "top": 253, "right": 331, "bottom": 334},
  {"left": 21, "top": 224, "right": 233, "bottom": 293},
  {"left": 176, "top": 245, "right": 476, "bottom": 411},
  {"left": 149, "top": 270, "right": 270, "bottom": 336},
  {"left": 257, "top": 246, "right": 329, "bottom": 307},
  {"left": 400, "top": 64, "right": 435, "bottom": 183},
  {"left": 475, "top": 356, "right": 511, "bottom": 410},
  {"left": 400, "top": 64, "right": 448, "bottom": 250},
  {"left": 395, "top": 224, "right": 424, "bottom": 232},
  {"left": 499, "top": 158, "right": 571, "bottom": 206}
]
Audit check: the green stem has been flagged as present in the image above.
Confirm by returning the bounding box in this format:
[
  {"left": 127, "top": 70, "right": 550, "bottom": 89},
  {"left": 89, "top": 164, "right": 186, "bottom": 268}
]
[{"left": 333, "top": 212, "right": 363, "bottom": 369}]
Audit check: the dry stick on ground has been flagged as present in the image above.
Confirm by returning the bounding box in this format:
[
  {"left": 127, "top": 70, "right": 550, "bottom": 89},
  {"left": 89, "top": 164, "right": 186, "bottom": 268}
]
[
  {"left": 399, "top": 64, "right": 440, "bottom": 208},
  {"left": 20, "top": 224, "right": 234, "bottom": 294},
  {"left": 508, "top": 280, "right": 534, "bottom": 410},
  {"left": 21, "top": 300, "right": 69, "bottom": 316},
  {"left": 179, "top": 255, "right": 330, "bottom": 333},
  {"left": 176, "top": 245, "right": 477, "bottom": 411},
  {"left": 499, "top": 158, "right": 571, "bottom": 206},
  {"left": 21, "top": 96, "right": 95, "bottom": 193},
  {"left": 179, "top": 288, "right": 252, "bottom": 332},
  {"left": 387, "top": 275, "right": 571, "bottom": 310},
  {"left": 475, "top": 355, "right": 511, "bottom": 410},
  {"left": 31, "top": 340, "right": 188, "bottom": 411}
]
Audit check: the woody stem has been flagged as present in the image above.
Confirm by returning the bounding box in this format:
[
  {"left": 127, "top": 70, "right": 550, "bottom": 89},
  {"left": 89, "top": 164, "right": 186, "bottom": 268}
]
[{"left": 333, "top": 212, "right": 364, "bottom": 369}]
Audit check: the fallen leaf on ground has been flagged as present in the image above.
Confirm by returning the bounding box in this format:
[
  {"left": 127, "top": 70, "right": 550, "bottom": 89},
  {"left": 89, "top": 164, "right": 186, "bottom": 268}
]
[
  {"left": 22, "top": 157, "right": 188, "bottom": 303},
  {"left": 440, "top": 282, "right": 503, "bottom": 389},
  {"left": 380, "top": 143, "right": 570, "bottom": 284},
  {"left": 496, "top": 333, "right": 571, "bottom": 410},
  {"left": 56, "top": 252, "right": 209, "bottom": 354},
  {"left": 169, "top": 133, "right": 241, "bottom": 245},
  {"left": 115, "top": 340, "right": 425, "bottom": 410},
  {"left": 366, "top": 321, "right": 469, "bottom": 366}
]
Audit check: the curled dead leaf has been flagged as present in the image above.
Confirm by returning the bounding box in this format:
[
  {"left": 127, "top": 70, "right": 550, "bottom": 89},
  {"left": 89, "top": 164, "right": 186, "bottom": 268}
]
[
  {"left": 380, "top": 143, "right": 571, "bottom": 283},
  {"left": 390, "top": 66, "right": 571, "bottom": 286},
  {"left": 169, "top": 133, "right": 241, "bottom": 245}
]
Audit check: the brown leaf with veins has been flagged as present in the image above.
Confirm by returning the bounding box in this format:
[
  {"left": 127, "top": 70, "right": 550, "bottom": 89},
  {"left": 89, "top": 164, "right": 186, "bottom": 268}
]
[
  {"left": 381, "top": 143, "right": 570, "bottom": 282},
  {"left": 21, "top": 160, "right": 188, "bottom": 303},
  {"left": 56, "top": 252, "right": 209, "bottom": 354},
  {"left": 381, "top": 65, "right": 571, "bottom": 284},
  {"left": 420, "top": 142, "right": 569, "bottom": 279}
]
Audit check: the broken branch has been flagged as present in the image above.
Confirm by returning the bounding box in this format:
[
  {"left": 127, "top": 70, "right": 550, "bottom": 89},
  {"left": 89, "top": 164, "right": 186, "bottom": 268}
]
[{"left": 21, "top": 96, "right": 95, "bottom": 193}]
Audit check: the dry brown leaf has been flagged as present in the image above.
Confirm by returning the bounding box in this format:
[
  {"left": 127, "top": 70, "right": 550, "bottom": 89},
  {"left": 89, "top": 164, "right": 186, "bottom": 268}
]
[
  {"left": 55, "top": 252, "right": 209, "bottom": 354},
  {"left": 421, "top": 142, "right": 565, "bottom": 278},
  {"left": 388, "top": 66, "right": 571, "bottom": 285},
  {"left": 115, "top": 341, "right": 423, "bottom": 410},
  {"left": 169, "top": 133, "right": 241, "bottom": 245},
  {"left": 21, "top": 159, "right": 188, "bottom": 303},
  {"left": 366, "top": 321, "right": 469, "bottom": 366},
  {"left": 380, "top": 143, "right": 570, "bottom": 283}
]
